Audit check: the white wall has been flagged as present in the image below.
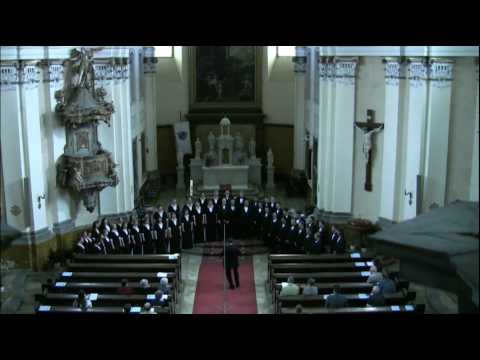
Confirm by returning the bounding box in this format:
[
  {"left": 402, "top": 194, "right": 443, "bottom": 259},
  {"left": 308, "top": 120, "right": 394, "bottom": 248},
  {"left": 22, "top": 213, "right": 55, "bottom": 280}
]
[
  {"left": 446, "top": 57, "right": 478, "bottom": 203},
  {"left": 351, "top": 57, "right": 385, "bottom": 221}
]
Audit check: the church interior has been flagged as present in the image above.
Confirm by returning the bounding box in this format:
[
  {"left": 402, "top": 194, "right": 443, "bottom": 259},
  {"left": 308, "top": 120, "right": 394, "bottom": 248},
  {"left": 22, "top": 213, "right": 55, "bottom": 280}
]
[{"left": 0, "top": 46, "right": 478, "bottom": 315}]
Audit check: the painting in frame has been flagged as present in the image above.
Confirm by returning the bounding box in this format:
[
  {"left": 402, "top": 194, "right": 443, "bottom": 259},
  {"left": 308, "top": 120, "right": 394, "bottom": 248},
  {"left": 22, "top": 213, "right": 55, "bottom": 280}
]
[{"left": 189, "top": 46, "right": 262, "bottom": 111}]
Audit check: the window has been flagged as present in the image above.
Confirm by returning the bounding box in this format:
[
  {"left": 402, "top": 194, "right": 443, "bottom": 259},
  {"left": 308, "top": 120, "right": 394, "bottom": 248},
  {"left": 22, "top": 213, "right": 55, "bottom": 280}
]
[
  {"left": 276, "top": 46, "right": 296, "bottom": 57},
  {"left": 154, "top": 46, "right": 174, "bottom": 58}
]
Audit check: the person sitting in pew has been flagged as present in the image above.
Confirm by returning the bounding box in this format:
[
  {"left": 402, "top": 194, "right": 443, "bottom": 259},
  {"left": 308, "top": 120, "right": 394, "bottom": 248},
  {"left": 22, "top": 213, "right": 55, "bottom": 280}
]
[
  {"left": 159, "top": 277, "right": 170, "bottom": 295},
  {"left": 142, "top": 302, "right": 155, "bottom": 314},
  {"left": 367, "top": 285, "right": 386, "bottom": 307},
  {"left": 151, "top": 290, "right": 167, "bottom": 307},
  {"left": 369, "top": 258, "right": 383, "bottom": 273},
  {"left": 378, "top": 270, "right": 397, "bottom": 295},
  {"left": 73, "top": 290, "right": 92, "bottom": 311},
  {"left": 302, "top": 278, "right": 318, "bottom": 296},
  {"left": 117, "top": 279, "right": 134, "bottom": 295},
  {"left": 140, "top": 279, "right": 150, "bottom": 289},
  {"left": 43, "top": 278, "right": 54, "bottom": 295},
  {"left": 295, "top": 304, "right": 304, "bottom": 314},
  {"left": 367, "top": 268, "right": 384, "bottom": 285},
  {"left": 325, "top": 284, "right": 348, "bottom": 309},
  {"left": 123, "top": 303, "right": 132, "bottom": 314},
  {"left": 280, "top": 276, "right": 300, "bottom": 296}
]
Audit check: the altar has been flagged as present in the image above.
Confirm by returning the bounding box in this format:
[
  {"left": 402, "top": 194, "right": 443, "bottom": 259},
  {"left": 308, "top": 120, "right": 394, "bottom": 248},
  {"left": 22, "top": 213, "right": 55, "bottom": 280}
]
[{"left": 202, "top": 165, "right": 249, "bottom": 190}]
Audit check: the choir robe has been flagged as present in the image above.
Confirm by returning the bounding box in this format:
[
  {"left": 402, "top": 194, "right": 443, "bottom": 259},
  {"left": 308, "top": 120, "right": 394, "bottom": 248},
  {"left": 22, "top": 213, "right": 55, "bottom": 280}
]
[
  {"left": 153, "top": 221, "right": 167, "bottom": 254},
  {"left": 198, "top": 198, "right": 207, "bottom": 212},
  {"left": 182, "top": 204, "right": 194, "bottom": 218},
  {"left": 254, "top": 206, "right": 264, "bottom": 239},
  {"left": 109, "top": 230, "right": 124, "bottom": 254},
  {"left": 192, "top": 207, "right": 205, "bottom": 244},
  {"left": 287, "top": 226, "right": 298, "bottom": 253},
  {"left": 140, "top": 224, "right": 154, "bottom": 254},
  {"left": 295, "top": 228, "right": 306, "bottom": 253},
  {"left": 261, "top": 212, "right": 272, "bottom": 246},
  {"left": 278, "top": 223, "right": 289, "bottom": 253},
  {"left": 119, "top": 229, "right": 131, "bottom": 254},
  {"left": 205, "top": 206, "right": 218, "bottom": 242},
  {"left": 154, "top": 211, "right": 168, "bottom": 224},
  {"left": 331, "top": 231, "right": 346, "bottom": 254},
  {"left": 83, "top": 237, "right": 95, "bottom": 254},
  {"left": 168, "top": 219, "right": 181, "bottom": 253},
  {"left": 93, "top": 241, "right": 106, "bottom": 255},
  {"left": 223, "top": 194, "right": 233, "bottom": 207},
  {"left": 76, "top": 240, "right": 86, "bottom": 254},
  {"left": 91, "top": 227, "right": 101, "bottom": 241},
  {"left": 234, "top": 197, "right": 246, "bottom": 216},
  {"left": 270, "top": 219, "right": 281, "bottom": 251},
  {"left": 212, "top": 197, "right": 221, "bottom": 212},
  {"left": 303, "top": 233, "right": 315, "bottom": 254},
  {"left": 168, "top": 204, "right": 180, "bottom": 219},
  {"left": 100, "top": 224, "right": 111, "bottom": 235},
  {"left": 311, "top": 232, "right": 325, "bottom": 254},
  {"left": 228, "top": 205, "right": 238, "bottom": 239},
  {"left": 239, "top": 205, "right": 253, "bottom": 239},
  {"left": 130, "top": 226, "right": 142, "bottom": 255},
  {"left": 218, "top": 205, "right": 232, "bottom": 241},
  {"left": 274, "top": 207, "right": 284, "bottom": 220},
  {"left": 102, "top": 235, "right": 115, "bottom": 254},
  {"left": 181, "top": 215, "right": 194, "bottom": 249}
]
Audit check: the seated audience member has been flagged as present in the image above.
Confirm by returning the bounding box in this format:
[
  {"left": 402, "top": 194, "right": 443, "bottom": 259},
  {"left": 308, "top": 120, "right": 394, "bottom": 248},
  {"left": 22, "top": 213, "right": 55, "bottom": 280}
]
[
  {"left": 325, "top": 284, "right": 348, "bottom": 309},
  {"left": 142, "top": 302, "right": 155, "bottom": 314},
  {"left": 302, "top": 278, "right": 318, "bottom": 296},
  {"left": 139, "top": 278, "right": 150, "bottom": 289},
  {"left": 280, "top": 276, "right": 300, "bottom": 296},
  {"left": 123, "top": 303, "right": 132, "bottom": 314},
  {"left": 117, "top": 278, "right": 134, "bottom": 295},
  {"left": 151, "top": 290, "right": 167, "bottom": 307},
  {"left": 369, "top": 258, "right": 383, "bottom": 273},
  {"left": 73, "top": 290, "right": 92, "bottom": 311},
  {"left": 378, "top": 270, "right": 397, "bottom": 295},
  {"left": 43, "top": 278, "right": 54, "bottom": 295},
  {"left": 367, "top": 285, "right": 386, "bottom": 307},
  {"left": 159, "top": 277, "right": 170, "bottom": 295},
  {"left": 367, "top": 269, "right": 384, "bottom": 285},
  {"left": 295, "top": 304, "right": 303, "bottom": 314}
]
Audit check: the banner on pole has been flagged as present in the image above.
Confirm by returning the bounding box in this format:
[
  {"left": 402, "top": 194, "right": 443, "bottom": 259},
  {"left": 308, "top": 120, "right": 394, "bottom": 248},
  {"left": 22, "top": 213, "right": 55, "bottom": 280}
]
[{"left": 173, "top": 121, "right": 192, "bottom": 155}]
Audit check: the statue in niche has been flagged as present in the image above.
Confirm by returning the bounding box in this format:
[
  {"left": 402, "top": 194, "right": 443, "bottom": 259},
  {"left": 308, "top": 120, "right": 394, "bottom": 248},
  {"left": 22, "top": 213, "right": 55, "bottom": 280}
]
[
  {"left": 249, "top": 137, "right": 256, "bottom": 159},
  {"left": 205, "top": 132, "right": 218, "bottom": 166},
  {"left": 195, "top": 138, "right": 202, "bottom": 159},
  {"left": 267, "top": 148, "right": 274, "bottom": 167}
]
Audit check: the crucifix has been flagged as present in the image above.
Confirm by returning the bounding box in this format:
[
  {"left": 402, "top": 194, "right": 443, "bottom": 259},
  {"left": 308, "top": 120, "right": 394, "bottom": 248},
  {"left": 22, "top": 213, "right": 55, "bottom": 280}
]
[{"left": 354, "top": 109, "right": 384, "bottom": 192}]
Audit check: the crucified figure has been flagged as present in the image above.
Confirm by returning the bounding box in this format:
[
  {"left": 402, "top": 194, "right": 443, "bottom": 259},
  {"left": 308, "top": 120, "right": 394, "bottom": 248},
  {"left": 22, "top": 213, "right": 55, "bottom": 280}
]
[{"left": 355, "top": 124, "right": 384, "bottom": 163}]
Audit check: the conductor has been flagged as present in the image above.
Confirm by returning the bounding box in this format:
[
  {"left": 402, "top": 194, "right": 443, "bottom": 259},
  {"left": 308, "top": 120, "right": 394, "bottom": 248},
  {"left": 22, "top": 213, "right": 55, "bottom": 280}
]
[{"left": 223, "top": 239, "right": 241, "bottom": 290}]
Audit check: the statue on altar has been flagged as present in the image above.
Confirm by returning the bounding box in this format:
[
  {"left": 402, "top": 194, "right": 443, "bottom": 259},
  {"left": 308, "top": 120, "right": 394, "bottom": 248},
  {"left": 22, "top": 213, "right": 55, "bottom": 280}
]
[{"left": 233, "top": 132, "right": 247, "bottom": 165}]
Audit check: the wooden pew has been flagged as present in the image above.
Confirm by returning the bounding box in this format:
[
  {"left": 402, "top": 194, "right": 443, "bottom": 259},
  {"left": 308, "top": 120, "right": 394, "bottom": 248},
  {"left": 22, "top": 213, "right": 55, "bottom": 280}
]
[
  {"left": 275, "top": 291, "right": 416, "bottom": 314},
  {"left": 35, "top": 305, "right": 170, "bottom": 315},
  {"left": 280, "top": 304, "right": 425, "bottom": 314},
  {"left": 73, "top": 254, "right": 181, "bottom": 279},
  {"left": 35, "top": 293, "right": 175, "bottom": 314},
  {"left": 66, "top": 262, "right": 180, "bottom": 285}
]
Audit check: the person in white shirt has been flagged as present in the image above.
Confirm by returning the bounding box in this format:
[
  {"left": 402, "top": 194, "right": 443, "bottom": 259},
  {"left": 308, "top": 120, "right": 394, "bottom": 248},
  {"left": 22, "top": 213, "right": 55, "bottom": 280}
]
[
  {"left": 142, "top": 302, "right": 156, "bottom": 314},
  {"left": 73, "top": 290, "right": 92, "bottom": 311},
  {"left": 367, "top": 269, "right": 384, "bottom": 285},
  {"left": 280, "top": 276, "right": 300, "bottom": 296}
]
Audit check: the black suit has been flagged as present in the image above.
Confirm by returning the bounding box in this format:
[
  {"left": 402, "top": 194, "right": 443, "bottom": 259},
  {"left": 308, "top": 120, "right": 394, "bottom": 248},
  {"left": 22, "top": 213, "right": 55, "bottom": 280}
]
[
  {"left": 331, "top": 231, "right": 346, "bottom": 254},
  {"left": 223, "top": 243, "right": 241, "bottom": 288}
]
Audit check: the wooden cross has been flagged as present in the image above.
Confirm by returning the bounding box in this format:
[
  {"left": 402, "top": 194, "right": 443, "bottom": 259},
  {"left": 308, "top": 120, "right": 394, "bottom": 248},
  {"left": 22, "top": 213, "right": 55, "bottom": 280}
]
[{"left": 354, "top": 109, "right": 384, "bottom": 192}]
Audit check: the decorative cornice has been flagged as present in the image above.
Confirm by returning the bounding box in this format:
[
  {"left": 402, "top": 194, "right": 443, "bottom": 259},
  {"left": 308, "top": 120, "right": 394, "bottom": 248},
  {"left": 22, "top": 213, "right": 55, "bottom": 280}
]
[
  {"left": 407, "top": 57, "right": 428, "bottom": 88},
  {"left": 428, "top": 58, "right": 454, "bottom": 88}
]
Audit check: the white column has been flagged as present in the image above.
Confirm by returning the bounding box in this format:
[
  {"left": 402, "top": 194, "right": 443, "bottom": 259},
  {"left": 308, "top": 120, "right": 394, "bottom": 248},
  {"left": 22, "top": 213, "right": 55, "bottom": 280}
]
[
  {"left": 401, "top": 58, "right": 429, "bottom": 220},
  {"left": 470, "top": 61, "right": 479, "bottom": 201},
  {"left": 330, "top": 57, "right": 357, "bottom": 215},
  {"left": 423, "top": 59, "right": 454, "bottom": 209},
  {"left": 379, "top": 58, "right": 404, "bottom": 221},
  {"left": 122, "top": 59, "right": 135, "bottom": 211},
  {"left": 144, "top": 55, "right": 158, "bottom": 172},
  {"left": 293, "top": 46, "right": 307, "bottom": 171},
  {"left": 316, "top": 56, "right": 327, "bottom": 210},
  {"left": 323, "top": 59, "right": 336, "bottom": 212},
  {"left": 19, "top": 62, "right": 48, "bottom": 231},
  {"left": 1, "top": 62, "right": 28, "bottom": 231}
]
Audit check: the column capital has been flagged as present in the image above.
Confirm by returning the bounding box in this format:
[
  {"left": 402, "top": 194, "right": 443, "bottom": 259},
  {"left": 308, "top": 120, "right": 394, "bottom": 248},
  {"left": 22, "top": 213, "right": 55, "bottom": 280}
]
[
  {"left": 428, "top": 58, "right": 454, "bottom": 87},
  {"left": 406, "top": 57, "right": 428, "bottom": 87},
  {"left": 143, "top": 57, "right": 157, "bottom": 74},
  {"left": 382, "top": 57, "right": 406, "bottom": 86},
  {"left": 1, "top": 62, "right": 19, "bottom": 91},
  {"left": 333, "top": 57, "right": 358, "bottom": 85},
  {"left": 293, "top": 56, "right": 307, "bottom": 73}
]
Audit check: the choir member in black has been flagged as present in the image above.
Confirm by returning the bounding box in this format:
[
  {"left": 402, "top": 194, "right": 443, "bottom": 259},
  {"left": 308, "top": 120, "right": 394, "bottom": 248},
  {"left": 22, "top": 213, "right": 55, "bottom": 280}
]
[
  {"left": 76, "top": 232, "right": 88, "bottom": 254},
  {"left": 253, "top": 201, "right": 264, "bottom": 240},
  {"left": 141, "top": 218, "right": 154, "bottom": 254},
  {"left": 205, "top": 200, "right": 218, "bottom": 242},
  {"left": 169, "top": 212, "right": 181, "bottom": 253},
  {"left": 212, "top": 190, "right": 221, "bottom": 211},
  {"left": 109, "top": 224, "right": 124, "bottom": 254},
  {"left": 153, "top": 218, "right": 167, "bottom": 254},
  {"left": 239, "top": 199, "right": 253, "bottom": 239},
  {"left": 330, "top": 225, "right": 345, "bottom": 254},
  {"left": 235, "top": 191, "right": 246, "bottom": 215},
  {"left": 269, "top": 196, "right": 276, "bottom": 211},
  {"left": 93, "top": 236, "right": 107, "bottom": 254},
  {"left": 91, "top": 221, "right": 101, "bottom": 241},
  {"left": 192, "top": 201, "right": 205, "bottom": 244},
  {"left": 130, "top": 220, "right": 142, "bottom": 254},
  {"left": 198, "top": 193, "right": 207, "bottom": 211},
  {"left": 102, "top": 229, "right": 116, "bottom": 254},
  {"left": 154, "top": 206, "right": 168, "bottom": 224},
  {"left": 311, "top": 231, "right": 324, "bottom": 254},
  {"left": 218, "top": 198, "right": 231, "bottom": 241},
  {"left": 100, "top": 218, "right": 111, "bottom": 234},
  {"left": 287, "top": 219, "right": 298, "bottom": 253},
  {"left": 295, "top": 222, "right": 306, "bottom": 253},
  {"left": 305, "top": 215, "right": 317, "bottom": 235},
  {"left": 228, "top": 201, "right": 238, "bottom": 239},
  {"left": 223, "top": 189, "right": 233, "bottom": 206},
  {"left": 261, "top": 206, "right": 272, "bottom": 246},
  {"left": 183, "top": 197, "right": 194, "bottom": 216},
  {"left": 127, "top": 214, "right": 136, "bottom": 232},
  {"left": 303, "top": 228, "right": 315, "bottom": 254},
  {"left": 119, "top": 222, "right": 131, "bottom": 254},
  {"left": 168, "top": 199, "right": 180, "bottom": 219},
  {"left": 278, "top": 217, "right": 289, "bottom": 253},
  {"left": 274, "top": 202, "right": 283, "bottom": 219},
  {"left": 181, "top": 209, "right": 194, "bottom": 249},
  {"left": 270, "top": 212, "right": 281, "bottom": 252}
]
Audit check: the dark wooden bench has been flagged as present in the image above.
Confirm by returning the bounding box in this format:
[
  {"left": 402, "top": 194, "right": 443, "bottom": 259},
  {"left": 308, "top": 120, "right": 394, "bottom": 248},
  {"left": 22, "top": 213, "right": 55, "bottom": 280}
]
[
  {"left": 280, "top": 304, "right": 425, "bottom": 314},
  {"left": 275, "top": 291, "right": 416, "bottom": 314},
  {"left": 35, "top": 293, "right": 175, "bottom": 314},
  {"left": 35, "top": 305, "right": 170, "bottom": 315}
]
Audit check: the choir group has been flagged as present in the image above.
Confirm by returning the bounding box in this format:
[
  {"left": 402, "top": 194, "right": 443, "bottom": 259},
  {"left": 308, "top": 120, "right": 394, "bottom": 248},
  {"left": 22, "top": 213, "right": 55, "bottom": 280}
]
[{"left": 75, "top": 190, "right": 346, "bottom": 255}]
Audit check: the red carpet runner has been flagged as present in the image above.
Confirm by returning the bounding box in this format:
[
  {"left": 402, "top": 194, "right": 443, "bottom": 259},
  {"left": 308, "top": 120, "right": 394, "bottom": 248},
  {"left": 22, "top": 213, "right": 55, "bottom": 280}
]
[{"left": 193, "top": 256, "right": 257, "bottom": 314}]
